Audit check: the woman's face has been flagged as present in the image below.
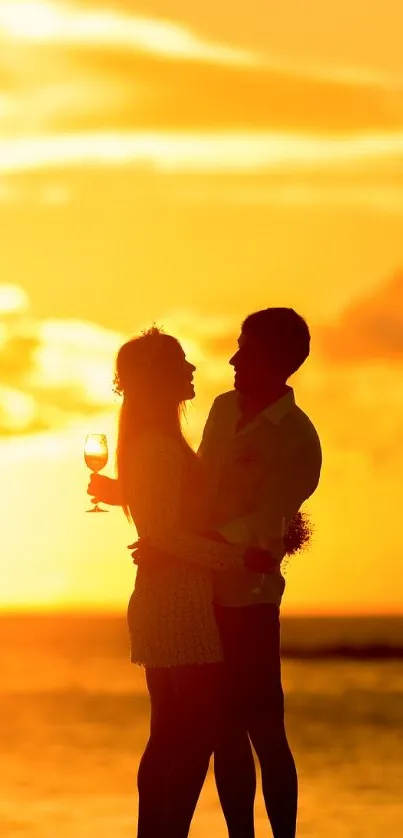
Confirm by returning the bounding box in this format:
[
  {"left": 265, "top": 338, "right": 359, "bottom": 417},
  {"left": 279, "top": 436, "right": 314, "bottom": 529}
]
[{"left": 163, "top": 341, "right": 196, "bottom": 402}]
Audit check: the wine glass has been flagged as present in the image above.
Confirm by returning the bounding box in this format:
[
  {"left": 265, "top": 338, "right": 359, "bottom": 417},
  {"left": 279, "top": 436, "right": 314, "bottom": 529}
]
[{"left": 84, "top": 433, "right": 108, "bottom": 513}]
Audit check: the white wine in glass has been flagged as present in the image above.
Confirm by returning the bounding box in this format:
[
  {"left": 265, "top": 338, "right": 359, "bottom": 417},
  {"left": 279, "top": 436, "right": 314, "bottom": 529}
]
[{"left": 84, "top": 433, "right": 108, "bottom": 513}]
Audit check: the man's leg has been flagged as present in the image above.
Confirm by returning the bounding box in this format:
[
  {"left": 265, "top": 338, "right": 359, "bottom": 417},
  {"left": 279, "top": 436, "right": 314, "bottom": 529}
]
[
  {"left": 213, "top": 606, "right": 257, "bottom": 838},
  {"left": 214, "top": 603, "right": 297, "bottom": 838},
  {"left": 245, "top": 604, "right": 297, "bottom": 838},
  {"left": 248, "top": 711, "right": 297, "bottom": 838}
]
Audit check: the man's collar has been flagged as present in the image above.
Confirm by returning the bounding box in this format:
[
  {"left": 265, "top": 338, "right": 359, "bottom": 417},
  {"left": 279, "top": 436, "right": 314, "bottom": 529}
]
[
  {"left": 232, "top": 386, "right": 295, "bottom": 434},
  {"left": 260, "top": 387, "right": 295, "bottom": 425}
]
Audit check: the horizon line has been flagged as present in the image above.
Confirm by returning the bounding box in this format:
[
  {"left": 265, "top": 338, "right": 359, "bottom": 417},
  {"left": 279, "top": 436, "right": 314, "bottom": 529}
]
[{"left": 1, "top": 608, "right": 402, "bottom": 619}]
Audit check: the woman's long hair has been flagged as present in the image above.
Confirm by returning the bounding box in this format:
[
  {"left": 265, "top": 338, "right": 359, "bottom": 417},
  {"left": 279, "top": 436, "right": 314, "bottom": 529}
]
[{"left": 114, "top": 328, "right": 199, "bottom": 519}]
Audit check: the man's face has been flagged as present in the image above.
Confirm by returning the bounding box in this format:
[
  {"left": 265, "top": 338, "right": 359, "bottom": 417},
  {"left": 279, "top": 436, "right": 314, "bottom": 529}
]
[{"left": 230, "top": 331, "right": 277, "bottom": 395}]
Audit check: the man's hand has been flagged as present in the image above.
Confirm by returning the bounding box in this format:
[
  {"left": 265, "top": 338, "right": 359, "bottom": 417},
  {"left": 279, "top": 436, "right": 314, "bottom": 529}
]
[
  {"left": 130, "top": 539, "right": 172, "bottom": 567},
  {"left": 87, "top": 474, "right": 121, "bottom": 506},
  {"left": 244, "top": 547, "right": 279, "bottom": 573}
]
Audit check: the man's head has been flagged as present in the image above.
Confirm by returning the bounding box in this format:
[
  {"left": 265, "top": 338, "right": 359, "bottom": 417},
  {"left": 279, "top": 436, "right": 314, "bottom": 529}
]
[{"left": 230, "top": 307, "right": 310, "bottom": 396}]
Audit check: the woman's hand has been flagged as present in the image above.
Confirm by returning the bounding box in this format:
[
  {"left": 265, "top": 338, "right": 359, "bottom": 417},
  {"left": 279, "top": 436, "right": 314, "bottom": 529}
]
[
  {"left": 130, "top": 539, "right": 170, "bottom": 566},
  {"left": 244, "top": 546, "right": 278, "bottom": 573},
  {"left": 87, "top": 474, "right": 121, "bottom": 506}
]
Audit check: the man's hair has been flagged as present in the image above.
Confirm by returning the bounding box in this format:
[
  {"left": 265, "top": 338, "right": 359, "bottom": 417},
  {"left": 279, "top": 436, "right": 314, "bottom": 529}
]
[{"left": 242, "top": 307, "right": 310, "bottom": 376}]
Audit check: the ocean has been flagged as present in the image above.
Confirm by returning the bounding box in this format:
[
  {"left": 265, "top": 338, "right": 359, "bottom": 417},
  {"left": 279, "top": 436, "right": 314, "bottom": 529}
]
[{"left": 1, "top": 614, "right": 403, "bottom": 837}]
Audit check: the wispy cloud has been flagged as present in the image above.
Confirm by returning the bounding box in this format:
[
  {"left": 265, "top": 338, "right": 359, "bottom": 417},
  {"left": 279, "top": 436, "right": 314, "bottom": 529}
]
[
  {"left": 0, "top": 1, "right": 402, "bottom": 138},
  {"left": 2, "top": 131, "right": 403, "bottom": 175},
  {"left": 0, "top": 283, "right": 123, "bottom": 434},
  {"left": 317, "top": 272, "right": 403, "bottom": 365},
  {"left": 305, "top": 270, "right": 403, "bottom": 462},
  {"left": 0, "top": 285, "right": 237, "bottom": 436},
  {"left": 0, "top": 1, "right": 257, "bottom": 66}
]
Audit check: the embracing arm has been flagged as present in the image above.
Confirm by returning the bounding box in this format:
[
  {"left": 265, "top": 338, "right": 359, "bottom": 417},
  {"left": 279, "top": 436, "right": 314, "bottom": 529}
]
[
  {"left": 128, "top": 436, "right": 276, "bottom": 573},
  {"left": 217, "top": 426, "right": 322, "bottom": 560},
  {"left": 126, "top": 435, "right": 247, "bottom": 573}
]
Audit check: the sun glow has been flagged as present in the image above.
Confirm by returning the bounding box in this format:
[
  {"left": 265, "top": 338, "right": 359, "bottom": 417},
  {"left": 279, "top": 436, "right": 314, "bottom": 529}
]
[
  {"left": 0, "top": 284, "right": 29, "bottom": 316},
  {"left": 0, "top": 1, "right": 58, "bottom": 38}
]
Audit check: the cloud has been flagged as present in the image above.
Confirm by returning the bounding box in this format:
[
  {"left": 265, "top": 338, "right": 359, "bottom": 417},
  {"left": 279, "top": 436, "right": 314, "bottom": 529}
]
[
  {"left": 2, "top": 131, "right": 403, "bottom": 176},
  {"left": 0, "top": 1, "right": 257, "bottom": 66},
  {"left": 0, "top": 1, "right": 403, "bottom": 136},
  {"left": 317, "top": 272, "right": 403, "bottom": 364},
  {"left": 299, "top": 358, "right": 403, "bottom": 472},
  {"left": 1, "top": 281, "right": 403, "bottom": 475},
  {"left": 0, "top": 283, "right": 124, "bottom": 434},
  {"left": 0, "top": 284, "right": 29, "bottom": 315},
  {"left": 154, "top": 308, "right": 237, "bottom": 372},
  {"left": 0, "top": 289, "right": 238, "bottom": 437},
  {"left": 302, "top": 278, "right": 403, "bottom": 467}
]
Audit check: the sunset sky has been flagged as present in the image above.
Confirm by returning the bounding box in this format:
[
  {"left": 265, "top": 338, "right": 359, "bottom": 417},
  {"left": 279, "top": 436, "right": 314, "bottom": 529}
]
[{"left": 1, "top": 0, "right": 403, "bottom": 614}]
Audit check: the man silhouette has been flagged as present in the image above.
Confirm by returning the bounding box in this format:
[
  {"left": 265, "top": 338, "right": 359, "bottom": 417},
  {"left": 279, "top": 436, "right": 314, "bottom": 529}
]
[{"left": 89, "top": 308, "right": 322, "bottom": 838}]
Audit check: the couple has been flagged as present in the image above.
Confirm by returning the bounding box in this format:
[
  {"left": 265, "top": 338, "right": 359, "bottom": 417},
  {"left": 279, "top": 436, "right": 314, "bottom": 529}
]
[{"left": 89, "top": 306, "right": 322, "bottom": 838}]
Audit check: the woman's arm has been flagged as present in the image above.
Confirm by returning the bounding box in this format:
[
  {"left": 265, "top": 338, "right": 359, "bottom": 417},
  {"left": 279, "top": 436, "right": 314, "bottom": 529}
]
[
  {"left": 126, "top": 435, "right": 273, "bottom": 573},
  {"left": 125, "top": 435, "right": 246, "bottom": 572}
]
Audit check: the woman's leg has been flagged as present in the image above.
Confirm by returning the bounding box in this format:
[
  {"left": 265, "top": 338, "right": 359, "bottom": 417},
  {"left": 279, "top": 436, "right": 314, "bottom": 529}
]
[
  {"left": 137, "top": 663, "right": 223, "bottom": 838},
  {"left": 164, "top": 662, "right": 224, "bottom": 838},
  {"left": 137, "top": 667, "right": 176, "bottom": 838}
]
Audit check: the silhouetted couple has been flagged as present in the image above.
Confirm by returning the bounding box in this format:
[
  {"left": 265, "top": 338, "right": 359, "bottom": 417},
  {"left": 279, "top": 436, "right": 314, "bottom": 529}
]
[{"left": 89, "top": 307, "right": 322, "bottom": 838}]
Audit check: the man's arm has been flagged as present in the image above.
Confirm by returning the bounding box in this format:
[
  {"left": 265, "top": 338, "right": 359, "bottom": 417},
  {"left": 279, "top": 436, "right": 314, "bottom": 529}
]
[
  {"left": 218, "top": 428, "right": 322, "bottom": 558},
  {"left": 132, "top": 535, "right": 279, "bottom": 573}
]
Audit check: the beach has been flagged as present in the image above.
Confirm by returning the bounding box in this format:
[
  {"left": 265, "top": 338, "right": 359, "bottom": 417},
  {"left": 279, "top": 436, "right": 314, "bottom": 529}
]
[{"left": 1, "top": 614, "right": 403, "bottom": 837}]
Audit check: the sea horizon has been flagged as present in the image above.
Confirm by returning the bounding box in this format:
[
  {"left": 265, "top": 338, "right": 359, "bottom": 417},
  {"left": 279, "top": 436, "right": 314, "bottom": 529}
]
[
  {"left": 2, "top": 609, "right": 403, "bottom": 837},
  {"left": 2, "top": 611, "right": 403, "bottom": 658}
]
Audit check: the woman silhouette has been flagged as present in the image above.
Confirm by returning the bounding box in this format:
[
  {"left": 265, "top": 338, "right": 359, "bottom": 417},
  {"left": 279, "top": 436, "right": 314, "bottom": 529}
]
[{"left": 113, "top": 327, "right": 280, "bottom": 838}]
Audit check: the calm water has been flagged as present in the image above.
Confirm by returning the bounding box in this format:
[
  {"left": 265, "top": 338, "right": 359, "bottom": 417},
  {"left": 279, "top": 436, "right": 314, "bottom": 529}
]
[{"left": 1, "top": 615, "right": 403, "bottom": 838}]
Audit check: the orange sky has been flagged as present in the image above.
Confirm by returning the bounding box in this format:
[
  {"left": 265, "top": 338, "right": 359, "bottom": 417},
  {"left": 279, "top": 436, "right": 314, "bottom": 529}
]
[{"left": 0, "top": 0, "right": 402, "bottom": 614}]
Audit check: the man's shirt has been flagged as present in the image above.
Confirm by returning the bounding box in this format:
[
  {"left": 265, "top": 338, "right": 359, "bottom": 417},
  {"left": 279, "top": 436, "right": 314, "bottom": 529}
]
[{"left": 198, "top": 388, "right": 322, "bottom": 608}]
